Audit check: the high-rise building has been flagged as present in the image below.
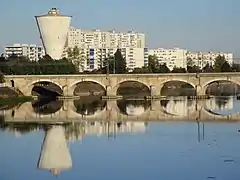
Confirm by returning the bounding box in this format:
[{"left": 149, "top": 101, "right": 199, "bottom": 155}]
[
  {"left": 4, "top": 44, "right": 44, "bottom": 61},
  {"left": 35, "top": 8, "right": 72, "bottom": 60},
  {"left": 65, "top": 27, "right": 147, "bottom": 71},
  {"left": 148, "top": 48, "right": 188, "bottom": 70},
  {"left": 66, "top": 27, "right": 145, "bottom": 49}
]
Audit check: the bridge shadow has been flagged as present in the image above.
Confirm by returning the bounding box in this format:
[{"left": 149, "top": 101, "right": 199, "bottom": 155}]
[{"left": 32, "top": 98, "right": 63, "bottom": 115}]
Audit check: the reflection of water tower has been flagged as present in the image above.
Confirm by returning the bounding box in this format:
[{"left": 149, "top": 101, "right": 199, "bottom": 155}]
[
  {"left": 38, "top": 126, "right": 72, "bottom": 176},
  {"left": 35, "top": 8, "right": 72, "bottom": 59}
]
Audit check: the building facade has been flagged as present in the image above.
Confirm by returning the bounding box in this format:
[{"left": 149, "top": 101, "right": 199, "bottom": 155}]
[
  {"left": 63, "top": 47, "right": 148, "bottom": 72},
  {"left": 4, "top": 44, "right": 44, "bottom": 61},
  {"left": 148, "top": 48, "right": 188, "bottom": 70},
  {"left": 65, "top": 26, "right": 147, "bottom": 71},
  {"left": 66, "top": 27, "right": 145, "bottom": 49},
  {"left": 186, "top": 51, "right": 233, "bottom": 69}
]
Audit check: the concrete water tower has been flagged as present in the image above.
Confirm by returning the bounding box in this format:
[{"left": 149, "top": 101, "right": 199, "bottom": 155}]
[{"left": 35, "top": 8, "right": 72, "bottom": 60}]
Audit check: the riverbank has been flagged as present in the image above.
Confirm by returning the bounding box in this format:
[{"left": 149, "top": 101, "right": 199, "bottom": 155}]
[{"left": 0, "top": 96, "right": 33, "bottom": 108}]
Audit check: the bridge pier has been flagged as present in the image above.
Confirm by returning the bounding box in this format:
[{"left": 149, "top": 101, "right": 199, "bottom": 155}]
[
  {"left": 102, "top": 85, "right": 122, "bottom": 100},
  {"left": 148, "top": 85, "right": 162, "bottom": 99}
]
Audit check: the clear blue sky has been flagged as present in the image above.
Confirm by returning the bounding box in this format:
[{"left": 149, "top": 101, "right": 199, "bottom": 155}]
[{"left": 0, "top": 0, "right": 239, "bottom": 57}]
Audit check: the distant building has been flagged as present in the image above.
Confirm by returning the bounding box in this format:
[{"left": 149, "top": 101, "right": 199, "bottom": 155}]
[
  {"left": 4, "top": 44, "right": 44, "bottom": 61},
  {"left": 65, "top": 26, "right": 147, "bottom": 71},
  {"left": 66, "top": 27, "right": 145, "bottom": 49},
  {"left": 186, "top": 51, "right": 233, "bottom": 69},
  {"left": 64, "top": 47, "right": 148, "bottom": 72},
  {"left": 148, "top": 48, "right": 188, "bottom": 70}
]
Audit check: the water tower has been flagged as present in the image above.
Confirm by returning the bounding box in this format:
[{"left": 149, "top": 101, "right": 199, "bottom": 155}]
[{"left": 35, "top": 8, "right": 72, "bottom": 60}]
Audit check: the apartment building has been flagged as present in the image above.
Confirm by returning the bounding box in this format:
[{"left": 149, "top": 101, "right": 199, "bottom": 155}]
[
  {"left": 65, "top": 27, "right": 147, "bottom": 71},
  {"left": 186, "top": 51, "right": 233, "bottom": 69},
  {"left": 65, "top": 47, "right": 148, "bottom": 72},
  {"left": 66, "top": 27, "right": 145, "bottom": 49},
  {"left": 4, "top": 44, "right": 44, "bottom": 61},
  {"left": 148, "top": 48, "right": 188, "bottom": 70}
]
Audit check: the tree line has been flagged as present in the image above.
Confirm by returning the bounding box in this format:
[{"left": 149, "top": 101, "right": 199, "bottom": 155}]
[
  {"left": 0, "top": 47, "right": 239, "bottom": 79},
  {"left": 132, "top": 55, "right": 240, "bottom": 73}
]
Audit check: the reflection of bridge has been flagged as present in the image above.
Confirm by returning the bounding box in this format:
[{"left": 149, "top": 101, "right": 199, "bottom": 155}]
[
  {"left": 2, "top": 99, "right": 240, "bottom": 122},
  {"left": 4, "top": 73, "right": 240, "bottom": 97}
]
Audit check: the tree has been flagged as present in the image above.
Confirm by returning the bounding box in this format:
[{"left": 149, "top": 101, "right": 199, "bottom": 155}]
[
  {"left": 221, "top": 61, "right": 232, "bottom": 72},
  {"left": 0, "top": 71, "right": 5, "bottom": 83},
  {"left": 148, "top": 55, "right": 159, "bottom": 73},
  {"left": 187, "top": 57, "right": 194, "bottom": 67},
  {"left": 171, "top": 67, "right": 186, "bottom": 73},
  {"left": 232, "top": 63, "right": 240, "bottom": 72},
  {"left": 158, "top": 63, "right": 170, "bottom": 73},
  {"left": 67, "top": 46, "right": 84, "bottom": 72},
  {"left": 214, "top": 55, "right": 226, "bottom": 72},
  {"left": 114, "top": 49, "right": 126, "bottom": 73},
  {"left": 187, "top": 65, "right": 201, "bottom": 73},
  {"left": 202, "top": 63, "right": 214, "bottom": 73}
]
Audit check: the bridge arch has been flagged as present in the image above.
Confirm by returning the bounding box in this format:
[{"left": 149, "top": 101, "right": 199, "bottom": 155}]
[
  {"left": 202, "top": 79, "right": 240, "bottom": 96},
  {"left": 112, "top": 80, "right": 150, "bottom": 97},
  {"left": 29, "top": 80, "right": 63, "bottom": 96},
  {"left": 69, "top": 79, "right": 106, "bottom": 96},
  {"left": 160, "top": 80, "right": 196, "bottom": 96}
]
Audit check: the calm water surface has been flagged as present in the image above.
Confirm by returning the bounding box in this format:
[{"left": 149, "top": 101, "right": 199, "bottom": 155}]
[{"left": 0, "top": 97, "right": 240, "bottom": 180}]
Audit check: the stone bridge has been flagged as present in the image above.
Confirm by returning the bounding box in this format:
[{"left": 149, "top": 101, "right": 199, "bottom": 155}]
[
  {"left": 3, "top": 73, "right": 240, "bottom": 97},
  {"left": 2, "top": 100, "right": 240, "bottom": 123}
]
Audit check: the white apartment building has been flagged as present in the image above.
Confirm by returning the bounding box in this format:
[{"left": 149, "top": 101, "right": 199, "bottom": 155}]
[
  {"left": 67, "top": 27, "right": 145, "bottom": 49},
  {"left": 148, "top": 48, "right": 188, "bottom": 70},
  {"left": 64, "top": 47, "right": 148, "bottom": 72},
  {"left": 186, "top": 51, "right": 233, "bottom": 69},
  {"left": 4, "top": 44, "right": 44, "bottom": 61},
  {"left": 65, "top": 27, "right": 146, "bottom": 71}
]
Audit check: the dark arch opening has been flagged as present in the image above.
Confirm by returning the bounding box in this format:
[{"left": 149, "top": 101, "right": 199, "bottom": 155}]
[
  {"left": 74, "top": 97, "right": 106, "bottom": 116},
  {"left": 117, "top": 100, "right": 151, "bottom": 116},
  {"left": 32, "top": 99, "right": 63, "bottom": 115},
  {"left": 117, "top": 81, "right": 150, "bottom": 98},
  {"left": 31, "top": 81, "right": 63, "bottom": 97},
  {"left": 205, "top": 80, "right": 240, "bottom": 96},
  {"left": 73, "top": 81, "right": 106, "bottom": 97},
  {"left": 161, "top": 81, "right": 196, "bottom": 96}
]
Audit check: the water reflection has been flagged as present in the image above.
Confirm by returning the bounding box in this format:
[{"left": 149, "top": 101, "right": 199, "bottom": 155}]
[
  {"left": 74, "top": 97, "right": 106, "bottom": 116},
  {"left": 32, "top": 99, "right": 63, "bottom": 115},
  {"left": 117, "top": 100, "right": 151, "bottom": 116},
  {"left": 0, "top": 121, "right": 148, "bottom": 176},
  {"left": 2, "top": 96, "right": 240, "bottom": 122},
  {"left": 38, "top": 126, "right": 72, "bottom": 176}
]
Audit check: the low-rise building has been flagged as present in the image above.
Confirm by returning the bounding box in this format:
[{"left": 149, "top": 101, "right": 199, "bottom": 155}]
[
  {"left": 148, "top": 48, "right": 188, "bottom": 70},
  {"left": 4, "top": 44, "right": 44, "bottom": 61},
  {"left": 186, "top": 51, "right": 233, "bottom": 69}
]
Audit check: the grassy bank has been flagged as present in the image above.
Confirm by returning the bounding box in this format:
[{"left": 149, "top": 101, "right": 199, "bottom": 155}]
[{"left": 0, "top": 96, "right": 34, "bottom": 106}]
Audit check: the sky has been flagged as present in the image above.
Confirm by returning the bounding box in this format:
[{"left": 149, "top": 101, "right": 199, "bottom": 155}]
[{"left": 0, "top": 0, "right": 239, "bottom": 57}]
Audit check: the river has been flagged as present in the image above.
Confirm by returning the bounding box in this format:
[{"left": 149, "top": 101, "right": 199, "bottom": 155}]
[{"left": 0, "top": 96, "right": 240, "bottom": 180}]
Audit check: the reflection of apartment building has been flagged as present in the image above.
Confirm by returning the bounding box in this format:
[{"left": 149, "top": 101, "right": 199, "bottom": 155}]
[
  {"left": 4, "top": 44, "right": 45, "bottom": 61},
  {"left": 163, "top": 99, "right": 196, "bottom": 116},
  {"left": 66, "top": 122, "right": 147, "bottom": 143},
  {"left": 186, "top": 51, "right": 233, "bottom": 69},
  {"left": 148, "top": 48, "right": 188, "bottom": 70},
  {"left": 65, "top": 27, "right": 147, "bottom": 71},
  {"left": 205, "top": 97, "right": 234, "bottom": 111}
]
